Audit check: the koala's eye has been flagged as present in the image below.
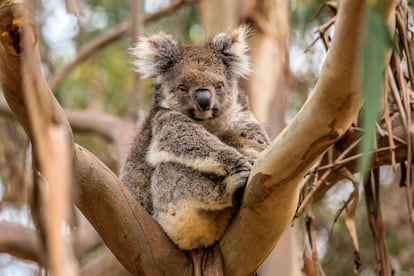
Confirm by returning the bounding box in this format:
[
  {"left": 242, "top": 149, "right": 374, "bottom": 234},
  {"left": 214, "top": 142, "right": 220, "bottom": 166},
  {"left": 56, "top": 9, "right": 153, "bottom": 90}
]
[
  {"left": 215, "top": 82, "right": 224, "bottom": 92},
  {"left": 177, "top": 85, "right": 188, "bottom": 93}
]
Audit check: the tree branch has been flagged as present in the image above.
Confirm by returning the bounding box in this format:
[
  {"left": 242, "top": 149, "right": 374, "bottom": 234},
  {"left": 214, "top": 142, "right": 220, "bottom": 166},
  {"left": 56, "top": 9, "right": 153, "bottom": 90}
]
[
  {"left": 0, "top": 99, "right": 120, "bottom": 141},
  {"left": 220, "top": 0, "right": 368, "bottom": 274},
  {"left": 0, "top": 1, "right": 192, "bottom": 275},
  {"left": 81, "top": 248, "right": 133, "bottom": 276},
  {"left": 0, "top": 1, "right": 78, "bottom": 274},
  {"left": 0, "top": 219, "right": 104, "bottom": 268},
  {"left": 73, "top": 144, "right": 192, "bottom": 275},
  {"left": 312, "top": 124, "right": 409, "bottom": 202},
  {"left": 0, "top": 222, "right": 45, "bottom": 265},
  {"left": 48, "top": 0, "right": 199, "bottom": 91},
  {"left": 66, "top": 109, "right": 120, "bottom": 141}
]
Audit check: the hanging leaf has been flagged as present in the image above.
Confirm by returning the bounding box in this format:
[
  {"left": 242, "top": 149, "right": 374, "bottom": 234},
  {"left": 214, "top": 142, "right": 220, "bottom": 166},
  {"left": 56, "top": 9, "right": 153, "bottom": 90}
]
[{"left": 358, "top": 3, "right": 393, "bottom": 173}]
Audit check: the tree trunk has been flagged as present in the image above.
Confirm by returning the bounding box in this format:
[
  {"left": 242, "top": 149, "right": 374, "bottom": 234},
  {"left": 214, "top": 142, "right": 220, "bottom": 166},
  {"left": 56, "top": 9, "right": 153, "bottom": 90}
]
[{"left": 198, "top": 0, "right": 241, "bottom": 37}]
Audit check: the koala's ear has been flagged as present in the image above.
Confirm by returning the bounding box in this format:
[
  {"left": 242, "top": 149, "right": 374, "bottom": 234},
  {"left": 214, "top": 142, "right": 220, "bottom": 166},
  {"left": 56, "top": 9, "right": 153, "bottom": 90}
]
[
  {"left": 131, "top": 33, "right": 178, "bottom": 78},
  {"left": 212, "top": 25, "right": 250, "bottom": 78}
]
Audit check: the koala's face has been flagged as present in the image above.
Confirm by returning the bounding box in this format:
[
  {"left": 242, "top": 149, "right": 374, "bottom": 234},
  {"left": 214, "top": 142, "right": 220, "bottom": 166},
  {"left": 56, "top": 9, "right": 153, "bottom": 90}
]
[
  {"left": 132, "top": 26, "right": 250, "bottom": 121},
  {"left": 160, "top": 44, "right": 236, "bottom": 120}
]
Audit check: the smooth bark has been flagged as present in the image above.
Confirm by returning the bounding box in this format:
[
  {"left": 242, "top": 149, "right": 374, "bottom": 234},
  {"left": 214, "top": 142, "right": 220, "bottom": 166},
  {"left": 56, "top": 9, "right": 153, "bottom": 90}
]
[{"left": 220, "top": 0, "right": 366, "bottom": 274}]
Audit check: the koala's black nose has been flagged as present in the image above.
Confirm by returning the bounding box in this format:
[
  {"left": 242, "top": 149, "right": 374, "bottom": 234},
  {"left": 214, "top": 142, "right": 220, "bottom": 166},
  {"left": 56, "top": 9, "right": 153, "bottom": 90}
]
[{"left": 194, "top": 89, "right": 212, "bottom": 111}]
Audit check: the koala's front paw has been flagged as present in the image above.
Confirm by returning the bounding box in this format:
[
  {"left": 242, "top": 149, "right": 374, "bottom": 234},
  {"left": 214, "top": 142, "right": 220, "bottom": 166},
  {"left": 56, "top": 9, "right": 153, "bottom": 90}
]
[
  {"left": 245, "top": 155, "right": 257, "bottom": 166},
  {"left": 224, "top": 163, "right": 251, "bottom": 195}
]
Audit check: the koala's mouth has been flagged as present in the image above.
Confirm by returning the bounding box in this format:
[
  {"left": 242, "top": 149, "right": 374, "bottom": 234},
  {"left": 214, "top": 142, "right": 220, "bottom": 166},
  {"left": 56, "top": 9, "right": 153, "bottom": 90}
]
[
  {"left": 194, "top": 109, "right": 213, "bottom": 120},
  {"left": 191, "top": 108, "right": 217, "bottom": 120}
]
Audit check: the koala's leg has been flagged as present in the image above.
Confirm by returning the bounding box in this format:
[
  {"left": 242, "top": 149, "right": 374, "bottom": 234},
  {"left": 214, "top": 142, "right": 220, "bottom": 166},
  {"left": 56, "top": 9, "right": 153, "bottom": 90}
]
[{"left": 151, "top": 162, "right": 237, "bottom": 250}]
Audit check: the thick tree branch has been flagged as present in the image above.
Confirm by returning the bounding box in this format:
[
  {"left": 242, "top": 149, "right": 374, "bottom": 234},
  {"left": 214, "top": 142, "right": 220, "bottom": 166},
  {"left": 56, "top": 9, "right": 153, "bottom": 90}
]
[
  {"left": 73, "top": 145, "right": 191, "bottom": 275},
  {"left": 0, "top": 93, "right": 14, "bottom": 118},
  {"left": 66, "top": 109, "right": 120, "bottom": 141},
  {"left": 0, "top": 222, "right": 45, "bottom": 265},
  {"left": 0, "top": 219, "right": 103, "bottom": 268},
  {"left": 73, "top": 212, "right": 103, "bottom": 258},
  {"left": 0, "top": 1, "right": 192, "bottom": 275},
  {"left": 220, "top": 0, "right": 368, "bottom": 274},
  {"left": 0, "top": 98, "right": 120, "bottom": 141},
  {"left": 81, "top": 248, "right": 133, "bottom": 276},
  {"left": 1, "top": 1, "right": 78, "bottom": 274}
]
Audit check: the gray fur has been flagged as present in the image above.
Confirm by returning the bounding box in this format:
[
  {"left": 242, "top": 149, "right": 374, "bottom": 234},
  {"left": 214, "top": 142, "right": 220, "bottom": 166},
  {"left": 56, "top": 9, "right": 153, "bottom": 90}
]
[{"left": 121, "top": 26, "right": 269, "bottom": 250}]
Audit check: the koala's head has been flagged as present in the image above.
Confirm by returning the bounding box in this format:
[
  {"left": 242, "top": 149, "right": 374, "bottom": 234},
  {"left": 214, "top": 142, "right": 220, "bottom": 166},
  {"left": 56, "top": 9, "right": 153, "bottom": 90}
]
[{"left": 132, "top": 26, "right": 250, "bottom": 121}]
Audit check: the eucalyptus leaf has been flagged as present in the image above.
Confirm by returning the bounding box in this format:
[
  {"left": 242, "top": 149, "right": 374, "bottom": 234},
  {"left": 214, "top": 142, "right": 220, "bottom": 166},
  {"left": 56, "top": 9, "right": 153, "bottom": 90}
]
[{"left": 358, "top": 4, "right": 392, "bottom": 173}]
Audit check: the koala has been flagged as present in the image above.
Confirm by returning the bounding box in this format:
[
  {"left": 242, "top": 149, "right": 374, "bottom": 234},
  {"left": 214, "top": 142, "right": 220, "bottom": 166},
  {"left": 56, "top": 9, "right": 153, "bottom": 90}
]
[{"left": 120, "top": 26, "right": 269, "bottom": 250}]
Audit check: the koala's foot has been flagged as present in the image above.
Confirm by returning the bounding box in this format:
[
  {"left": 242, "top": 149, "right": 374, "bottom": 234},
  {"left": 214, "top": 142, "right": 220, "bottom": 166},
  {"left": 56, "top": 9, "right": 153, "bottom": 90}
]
[{"left": 223, "top": 164, "right": 251, "bottom": 195}]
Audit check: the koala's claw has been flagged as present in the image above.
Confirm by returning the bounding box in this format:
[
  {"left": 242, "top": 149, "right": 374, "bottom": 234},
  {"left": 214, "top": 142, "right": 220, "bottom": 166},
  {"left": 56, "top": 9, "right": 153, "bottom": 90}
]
[
  {"left": 224, "top": 168, "right": 250, "bottom": 194},
  {"left": 246, "top": 157, "right": 256, "bottom": 166}
]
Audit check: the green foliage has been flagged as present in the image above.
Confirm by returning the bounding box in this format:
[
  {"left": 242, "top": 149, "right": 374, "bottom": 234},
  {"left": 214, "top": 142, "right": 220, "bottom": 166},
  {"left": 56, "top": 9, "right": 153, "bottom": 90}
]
[
  {"left": 57, "top": 42, "right": 132, "bottom": 116},
  {"left": 358, "top": 3, "right": 392, "bottom": 173}
]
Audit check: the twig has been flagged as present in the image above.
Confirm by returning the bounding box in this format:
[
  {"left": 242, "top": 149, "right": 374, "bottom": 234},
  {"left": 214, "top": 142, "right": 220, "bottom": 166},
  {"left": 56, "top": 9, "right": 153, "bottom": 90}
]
[
  {"left": 310, "top": 1, "right": 337, "bottom": 22},
  {"left": 393, "top": 53, "right": 414, "bottom": 230},
  {"left": 341, "top": 169, "right": 361, "bottom": 274},
  {"left": 297, "top": 136, "right": 363, "bottom": 214},
  {"left": 305, "top": 209, "right": 326, "bottom": 276},
  {"left": 396, "top": 6, "right": 414, "bottom": 89},
  {"left": 383, "top": 69, "right": 397, "bottom": 170},
  {"left": 317, "top": 16, "right": 336, "bottom": 34},
  {"left": 388, "top": 66, "right": 409, "bottom": 132},
  {"left": 305, "top": 16, "right": 336, "bottom": 53},
  {"left": 316, "top": 146, "right": 396, "bottom": 171},
  {"left": 364, "top": 171, "right": 394, "bottom": 275},
  {"left": 304, "top": 36, "right": 320, "bottom": 53}
]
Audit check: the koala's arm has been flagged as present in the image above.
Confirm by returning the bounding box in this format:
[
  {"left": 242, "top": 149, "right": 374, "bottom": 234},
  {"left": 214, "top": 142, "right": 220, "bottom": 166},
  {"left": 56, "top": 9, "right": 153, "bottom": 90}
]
[
  {"left": 221, "top": 111, "right": 270, "bottom": 161},
  {"left": 231, "top": 111, "right": 270, "bottom": 145},
  {"left": 147, "top": 110, "right": 250, "bottom": 177}
]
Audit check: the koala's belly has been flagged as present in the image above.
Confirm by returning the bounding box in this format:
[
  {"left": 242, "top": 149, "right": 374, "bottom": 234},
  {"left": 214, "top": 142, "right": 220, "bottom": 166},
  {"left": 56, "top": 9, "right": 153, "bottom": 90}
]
[
  {"left": 154, "top": 205, "right": 235, "bottom": 250},
  {"left": 150, "top": 162, "right": 237, "bottom": 249}
]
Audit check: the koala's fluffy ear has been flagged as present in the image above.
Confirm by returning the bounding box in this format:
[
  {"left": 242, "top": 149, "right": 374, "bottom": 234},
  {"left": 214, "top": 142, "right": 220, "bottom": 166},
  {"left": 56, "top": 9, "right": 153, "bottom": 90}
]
[
  {"left": 131, "top": 33, "right": 178, "bottom": 78},
  {"left": 212, "top": 25, "right": 250, "bottom": 78}
]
